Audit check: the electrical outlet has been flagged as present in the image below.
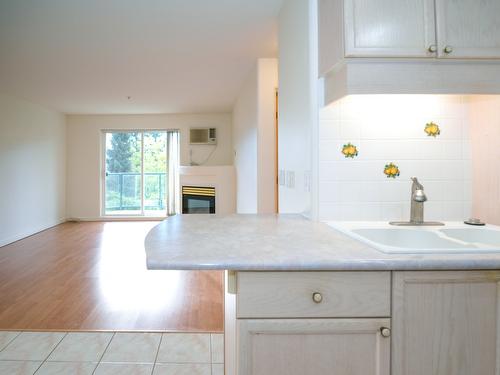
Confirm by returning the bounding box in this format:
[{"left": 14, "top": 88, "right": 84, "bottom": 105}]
[{"left": 286, "top": 171, "right": 295, "bottom": 189}]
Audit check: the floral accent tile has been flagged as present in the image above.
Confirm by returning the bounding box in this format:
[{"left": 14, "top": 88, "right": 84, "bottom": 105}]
[
  {"left": 341, "top": 143, "right": 358, "bottom": 158},
  {"left": 384, "top": 163, "right": 400, "bottom": 178},
  {"left": 424, "top": 122, "right": 440, "bottom": 137}
]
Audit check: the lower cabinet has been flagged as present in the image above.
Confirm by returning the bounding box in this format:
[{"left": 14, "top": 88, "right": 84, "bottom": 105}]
[
  {"left": 231, "top": 270, "right": 500, "bottom": 375},
  {"left": 392, "top": 271, "right": 500, "bottom": 375},
  {"left": 237, "top": 318, "right": 390, "bottom": 375}
]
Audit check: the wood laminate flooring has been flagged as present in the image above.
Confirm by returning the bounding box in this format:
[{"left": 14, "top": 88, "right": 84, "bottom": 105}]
[{"left": 0, "top": 221, "right": 223, "bottom": 332}]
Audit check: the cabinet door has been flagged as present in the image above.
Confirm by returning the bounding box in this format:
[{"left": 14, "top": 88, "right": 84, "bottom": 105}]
[
  {"left": 344, "top": 0, "right": 436, "bottom": 57},
  {"left": 436, "top": 0, "right": 500, "bottom": 58},
  {"left": 393, "top": 271, "right": 500, "bottom": 375},
  {"left": 238, "top": 318, "right": 390, "bottom": 375}
]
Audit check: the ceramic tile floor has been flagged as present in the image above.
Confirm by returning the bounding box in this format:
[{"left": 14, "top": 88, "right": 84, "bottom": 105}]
[{"left": 0, "top": 331, "right": 224, "bottom": 375}]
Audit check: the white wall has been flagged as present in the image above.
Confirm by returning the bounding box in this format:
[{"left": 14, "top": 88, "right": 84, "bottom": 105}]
[
  {"left": 319, "top": 95, "right": 473, "bottom": 222},
  {"left": 232, "top": 58, "right": 278, "bottom": 214},
  {"left": 233, "top": 65, "right": 258, "bottom": 213},
  {"left": 66, "top": 113, "right": 232, "bottom": 220},
  {"left": 0, "top": 93, "right": 66, "bottom": 246},
  {"left": 469, "top": 96, "right": 500, "bottom": 225},
  {"left": 277, "top": 0, "right": 318, "bottom": 216}
]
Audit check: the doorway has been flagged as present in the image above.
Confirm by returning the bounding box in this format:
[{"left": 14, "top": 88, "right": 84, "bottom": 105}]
[
  {"left": 102, "top": 130, "right": 179, "bottom": 217},
  {"left": 275, "top": 89, "right": 279, "bottom": 213}
]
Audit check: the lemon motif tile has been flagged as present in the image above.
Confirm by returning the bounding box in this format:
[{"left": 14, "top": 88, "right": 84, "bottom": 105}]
[
  {"left": 383, "top": 163, "right": 400, "bottom": 178},
  {"left": 425, "top": 122, "right": 440, "bottom": 137},
  {"left": 341, "top": 142, "right": 358, "bottom": 158}
]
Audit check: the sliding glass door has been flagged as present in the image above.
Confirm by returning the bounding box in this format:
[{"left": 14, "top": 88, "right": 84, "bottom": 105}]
[
  {"left": 103, "top": 130, "right": 174, "bottom": 217},
  {"left": 143, "top": 132, "right": 167, "bottom": 215}
]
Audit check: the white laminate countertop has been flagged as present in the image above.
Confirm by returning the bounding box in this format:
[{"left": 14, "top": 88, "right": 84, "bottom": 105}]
[{"left": 145, "top": 214, "right": 500, "bottom": 271}]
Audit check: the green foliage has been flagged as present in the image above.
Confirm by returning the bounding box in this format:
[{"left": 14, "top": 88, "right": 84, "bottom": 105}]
[
  {"left": 144, "top": 133, "right": 167, "bottom": 172},
  {"left": 106, "top": 133, "right": 141, "bottom": 173},
  {"left": 107, "top": 132, "right": 166, "bottom": 173}
]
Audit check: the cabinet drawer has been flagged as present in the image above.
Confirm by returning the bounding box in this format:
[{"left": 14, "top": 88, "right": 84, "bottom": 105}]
[{"left": 236, "top": 271, "right": 391, "bottom": 318}]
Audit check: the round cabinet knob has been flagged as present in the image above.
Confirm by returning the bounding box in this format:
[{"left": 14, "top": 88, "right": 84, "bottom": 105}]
[
  {"left": 380, "top": 327, "right": 391, "bottom": 338},
  {"left": 444, "top": 45, "right": 453, "bottom": 54},
  {"left": 312, "top": 292, "right": 323, "bottom": 303},
  {"left": 428, "top": 44, "right": 437, "bottom": 53}
]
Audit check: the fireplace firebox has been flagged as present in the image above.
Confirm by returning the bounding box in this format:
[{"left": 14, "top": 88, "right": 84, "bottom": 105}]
[{"left": 182, "top": 186, "right": 215, "bottom": 214}]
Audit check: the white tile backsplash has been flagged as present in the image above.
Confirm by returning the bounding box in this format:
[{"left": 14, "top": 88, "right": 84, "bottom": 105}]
[{"left": 319, "top": 95, "right": 472, "bottom": 222}]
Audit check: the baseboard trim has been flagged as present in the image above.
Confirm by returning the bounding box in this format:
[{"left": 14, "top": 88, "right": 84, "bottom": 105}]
[
  {"left": 68, "top": 216, "right": 166, "bottom": 222},
  {"left": 0, "top": 218, "right": 67, "bottom": 248}
]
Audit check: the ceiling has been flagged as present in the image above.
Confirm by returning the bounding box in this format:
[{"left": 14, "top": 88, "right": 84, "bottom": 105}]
[{"left": 0, "top": 0, "right": 283, "bottom": 114}]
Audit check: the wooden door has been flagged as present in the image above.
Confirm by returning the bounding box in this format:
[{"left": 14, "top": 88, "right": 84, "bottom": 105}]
[
  {"left": 392, "top": 271, "right": 500, "bottom": 375},
  {"left": 238, "top": 318, "right": 390, "bottom": 375},
  {"left": 436, "top": 0, "right": 500, "bottom": 58},
  {"left": 344, "top": 0, "right": 437, "bottom": 57}
]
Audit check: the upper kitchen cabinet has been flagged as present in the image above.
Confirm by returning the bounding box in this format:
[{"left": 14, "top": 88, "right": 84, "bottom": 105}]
[
  {"left": 436, "top": 0, "right": 500, "bottom": 58},
  {"left": 344, "top": 0, "right": 436, "bottom": 58},
  {"left": 319, "top": 0, "right": 500, "bottom": 75}
]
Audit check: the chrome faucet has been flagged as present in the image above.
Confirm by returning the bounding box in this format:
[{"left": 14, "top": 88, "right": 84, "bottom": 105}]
[
  {"left": 390, "top": 177, "right": 443, "bottom": 226},
  {"left": 410, "top": 177, "right": 427, "bottom": 223}
]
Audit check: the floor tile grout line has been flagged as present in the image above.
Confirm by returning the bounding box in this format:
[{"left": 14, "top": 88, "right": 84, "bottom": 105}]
[
  {"left": 0, "top": 331, "right": 21, "bottom": 353},
  {"left": 209, "top": 333, "right": 213, "bottom": 375},
  {"left": 92, "top": 332, "right": 116, "bottom": 375},
  {"left": 152, "top": 361, "right": 212, "bottom": 365},
  {"left": 151, "top": 332, "right": 164, "bottom": 375},
  {"left": 33, "top": 332, "right": 68, "bottom": 374}
]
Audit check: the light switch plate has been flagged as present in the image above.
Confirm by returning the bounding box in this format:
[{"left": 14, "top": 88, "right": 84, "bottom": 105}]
[
  {"left": 286, "top": 171, "right": 295, "bottom": 188},
  {"left": 279, "top": 170, "right": 286, "bottom": 186}
]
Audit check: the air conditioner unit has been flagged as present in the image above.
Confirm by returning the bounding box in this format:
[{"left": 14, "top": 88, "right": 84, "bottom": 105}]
[{"left": 190, "top": 127, "right": 217, "bottom": 145}]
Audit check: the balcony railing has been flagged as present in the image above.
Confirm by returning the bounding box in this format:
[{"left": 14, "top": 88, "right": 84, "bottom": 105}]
[{"left": 105, "top": 172, "right": 166, "bottom": 212}]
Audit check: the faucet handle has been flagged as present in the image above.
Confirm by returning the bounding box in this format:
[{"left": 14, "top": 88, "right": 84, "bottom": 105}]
[{"left": 411, "top": 177, "right": 423, "bottom": 190}]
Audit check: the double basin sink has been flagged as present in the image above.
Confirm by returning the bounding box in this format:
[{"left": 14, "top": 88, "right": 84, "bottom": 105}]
[{"left": 327, "top": 222, "right": 500, "bottom": 254}]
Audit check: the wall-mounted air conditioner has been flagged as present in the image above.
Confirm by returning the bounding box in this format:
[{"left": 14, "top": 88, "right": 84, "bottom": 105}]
[{"left": 189, "top": 127, "right": 217, "bottom": 145}]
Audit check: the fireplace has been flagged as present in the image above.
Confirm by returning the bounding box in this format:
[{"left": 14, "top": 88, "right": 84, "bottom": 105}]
[{"left": 182, "top": 186, "right": 216, "bottom": 214}]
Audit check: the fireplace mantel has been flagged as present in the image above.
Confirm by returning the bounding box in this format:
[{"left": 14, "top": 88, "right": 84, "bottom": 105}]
[{"left": 179, "top": 166, "right": 236, "bottom": 215}]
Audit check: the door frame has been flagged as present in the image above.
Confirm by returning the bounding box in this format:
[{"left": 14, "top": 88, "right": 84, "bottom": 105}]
[
  {"left": 275, "top": 89, "right": 279, "bottom": 213},
  {"left": 100, "top": 129, "right": 171, "bottom": 218}
]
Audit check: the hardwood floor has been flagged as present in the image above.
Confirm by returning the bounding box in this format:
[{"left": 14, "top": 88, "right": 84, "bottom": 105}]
[{"left": 0, "top": 221, "right": 223, "bottom": 332}]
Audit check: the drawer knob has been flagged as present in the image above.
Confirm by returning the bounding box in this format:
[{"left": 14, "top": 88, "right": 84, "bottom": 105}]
[
  {"left": 428, "top": 44, "right": 437, "bottom": 53},
  {"left": 312, "top": 292, "right": 323, "bottom": 303},
  {"left": 380, "top": 327, "right": 391, "bottom": 338},
  {"left": 444, "top": 45, "right": 453, "bottom": 54}
]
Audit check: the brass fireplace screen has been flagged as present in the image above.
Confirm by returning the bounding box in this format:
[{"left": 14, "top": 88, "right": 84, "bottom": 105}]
[{"left": 182, "top": 186, "right": 216, "bottom": 214}]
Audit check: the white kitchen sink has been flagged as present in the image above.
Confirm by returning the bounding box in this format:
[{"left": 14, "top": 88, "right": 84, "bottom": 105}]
[
  {"left": 439, "top": 228, "right": 500, "bottom": 248},
  {"left": 327, "top": 222, "right": 500, "bottom": 254}
]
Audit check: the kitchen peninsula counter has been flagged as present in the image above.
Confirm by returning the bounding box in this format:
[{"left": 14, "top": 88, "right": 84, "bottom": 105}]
[{"left": 145, "top": 214, "right": 500, "bottom": 271}]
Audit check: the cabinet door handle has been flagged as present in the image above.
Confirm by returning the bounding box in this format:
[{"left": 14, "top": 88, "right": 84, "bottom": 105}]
[
  {"left": 444, "top": 45, "right": 453, "bottom": 54},
  {"left": 312, "top": 292, "right": 323, "bottom": 303},
  {"left": 380, "top": 327, "right": 391, "bottom": 338},
  {"left": 428, "top": 44, "right": 437, "bottom": 53}
]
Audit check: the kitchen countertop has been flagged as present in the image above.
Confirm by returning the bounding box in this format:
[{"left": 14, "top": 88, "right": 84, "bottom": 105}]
[{"left": 145, "top": 214, "right": 500, "bottom": 271}]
